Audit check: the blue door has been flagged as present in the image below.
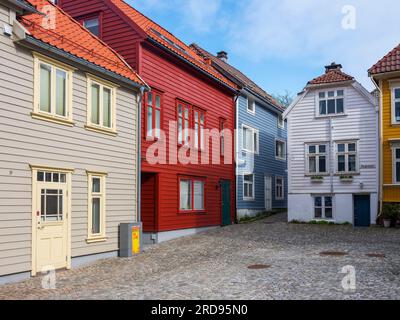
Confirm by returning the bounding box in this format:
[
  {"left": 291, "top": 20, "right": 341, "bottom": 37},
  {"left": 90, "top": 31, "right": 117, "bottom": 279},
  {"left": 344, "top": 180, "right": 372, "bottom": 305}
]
[{"left": 354, "top": 195, "right": 371, "bottom": 227}]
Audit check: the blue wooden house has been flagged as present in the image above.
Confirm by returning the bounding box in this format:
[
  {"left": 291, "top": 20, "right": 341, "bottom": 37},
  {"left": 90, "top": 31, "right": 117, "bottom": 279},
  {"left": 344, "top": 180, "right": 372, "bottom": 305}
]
[{"left": 191, "top": 45, "right": 288, "bottom": 219}]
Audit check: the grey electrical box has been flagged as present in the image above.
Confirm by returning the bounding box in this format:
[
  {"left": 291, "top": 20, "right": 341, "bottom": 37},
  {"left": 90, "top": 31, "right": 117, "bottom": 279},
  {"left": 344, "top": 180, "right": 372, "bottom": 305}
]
[{"left": 119, "top": 222, "right": 142, "bottom": 258}]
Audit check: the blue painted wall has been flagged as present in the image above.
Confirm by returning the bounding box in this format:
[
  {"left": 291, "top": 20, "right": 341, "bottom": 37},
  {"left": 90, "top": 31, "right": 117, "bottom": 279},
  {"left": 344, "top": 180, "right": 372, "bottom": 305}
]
[{"left": 237, "top": 93, "right": 288, "bottom": 211}]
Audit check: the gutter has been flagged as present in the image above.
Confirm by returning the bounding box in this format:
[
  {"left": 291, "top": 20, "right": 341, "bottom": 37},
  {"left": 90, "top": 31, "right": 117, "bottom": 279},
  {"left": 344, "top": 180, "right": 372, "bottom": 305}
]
[
  {"left": 370, "top": 75, "right": 383, "bottom": 220},
  {"left": 8, "top": 0, "right": 42, "bottom": 14},
  {"left": 19, "top": 35, "right": 149, "bottom": 91},
  {"left": 147, "top": 38, "right": 238, "bottom": 94}
]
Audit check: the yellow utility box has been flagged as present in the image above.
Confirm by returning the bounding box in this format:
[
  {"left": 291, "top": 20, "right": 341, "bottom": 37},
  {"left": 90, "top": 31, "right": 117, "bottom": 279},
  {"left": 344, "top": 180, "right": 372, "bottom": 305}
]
[{"left": 119, "top": 223, "right": 141, "bottom": 257}]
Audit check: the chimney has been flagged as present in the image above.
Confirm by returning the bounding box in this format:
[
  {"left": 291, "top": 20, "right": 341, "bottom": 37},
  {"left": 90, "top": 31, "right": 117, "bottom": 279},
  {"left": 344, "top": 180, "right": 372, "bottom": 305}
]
[
  {"left": 217, "top": 51, "right": 228, "bottom": 62},
  {"left": 325, "top": 62, "right": 342, "bottom": 73}
]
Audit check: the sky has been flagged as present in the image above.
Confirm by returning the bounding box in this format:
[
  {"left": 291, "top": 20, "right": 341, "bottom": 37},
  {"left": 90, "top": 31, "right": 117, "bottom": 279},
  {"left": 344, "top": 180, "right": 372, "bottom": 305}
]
[{"left": 127, "top": 0, "right": 400, "bottom": 97}]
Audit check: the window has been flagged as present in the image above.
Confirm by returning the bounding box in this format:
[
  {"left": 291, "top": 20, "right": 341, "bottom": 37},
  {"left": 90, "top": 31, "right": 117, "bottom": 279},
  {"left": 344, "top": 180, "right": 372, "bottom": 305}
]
[
  {"left": 392, "top": 88, "right": 400, "bottom": 124},
  {"left": 336, "top": 142, "right": 358, "bottom": 174},
  {"left": 179, "top": 178, "right": 205, "bottom": 212},
  {"left": 275, "top": 139, "right": 286, "bottom": 160},
  {"left": 318, "top": 90, "right": 345, "bottom": 116},
  {"left": 278, "top": 115, "right": 285, "bottom": 128},
  {"left": 33, "top": 54, "right": 73, "bottom": 125},
  {"left": 193, "top": 109, "right": 205, "bottom": 150},
  {"left": 242, "top": 125, "right": 259, "bottom": 154},
  {"left": 220, "top": 119, "right": 226, "bottom": 156},
  {"left": 81, "top": 16, "right": 100, "bottom": 37},
  {"left": 247, "top": 97, "right": 255, "bottom": 114},
  {"left": 177, "top": 102, "right": 190, "bottom": 145},
  {"left": 392, "top": 147, "right": 400, "bottom": 184},
  {"left": 275, "top": 176, "right": 284, "bottom": 200},
  {"left": 86, "top": 75, "right": 116, "bottom": 134},
  {"left": 87, "top": 172, "right": 107, "bottom": 242},
  {"left": 146, "top": 90, "right": 162, "bottom": 139},
  {"left": 314, "top": 196, "right": 333, "bottom": 219},
  {"left": 243, "top": 174, "right": 255, "bottom": 200},
  {"left": 306, "top": 144, "right": 327, "bottom": 174}
]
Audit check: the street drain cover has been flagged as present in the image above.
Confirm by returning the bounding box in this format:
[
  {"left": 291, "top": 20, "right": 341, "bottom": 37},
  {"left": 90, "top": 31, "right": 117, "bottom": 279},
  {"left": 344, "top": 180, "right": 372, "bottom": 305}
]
[
  {"left": 248, "top": 264, "right": 271, "bottom": 270},
  {"left": 319, "top": 251, "right": 348, "bottom": 256},
  {"left": 366, "top": 253, "right": 385, "bottom": 258}
]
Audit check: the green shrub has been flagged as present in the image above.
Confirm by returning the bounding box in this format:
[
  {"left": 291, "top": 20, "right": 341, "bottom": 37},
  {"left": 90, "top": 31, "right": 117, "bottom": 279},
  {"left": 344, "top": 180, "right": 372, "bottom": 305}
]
[{"left": 382, "top": 203, "right": 400, "bottom": 221}]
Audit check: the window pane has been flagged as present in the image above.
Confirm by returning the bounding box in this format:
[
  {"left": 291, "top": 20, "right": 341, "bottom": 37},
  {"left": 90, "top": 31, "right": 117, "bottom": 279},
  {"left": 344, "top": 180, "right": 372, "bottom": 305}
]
[
  {"left": 244, "top": 175, "right": 253, "bottom": 182},
  {"left": 319, "top": 156, "right": 326, "bottom": 173},
  {"left": 396, "top": 149, "right": 400, "bottom": 159},
  {"left": 178, "top": 117, "right": 182, "bottom": 143},
  {"left": 348, "top": 155, "right": 356, "bottom": 172},
  {"left": 396, "top": 162, "right": 400, "bottom": 182},
  {"left": 253, "top": 132, "right": 258, "bottom": 153},
  {"left": 155, "top": 109, "right": 161, "bottom": 138},
  {"left": 315, "top": 208, "right": 322, "bottom": 218},
  {"left": 60, "top": 174, "right": 66, "bottom": 183},
  {"left": 319, "top": 92, "right": 325, "bottom": 99},
  {"left": 92, "top": 198, "right": 101, "bottom": 234},
  {"left": 309, "top": 156, "right": 316, "bottom": 173},
  {"left": 395, "top": 88, "right": 400, "bottom": 100},
  {"left": 336, "top": 98, "right": 344, "bottom": 113},
  {"left": 348, "top": 143, "right": 356, "bottom": 152},
  {"left": 309, "top": 146, "right": 316, "bottom": 154},
  {"left": 92, "top": 178, "right": 101, "bottom": 193},
  {"left": 55, "top": 69, "right": 66, "bottom": 116},
  {"left": 40, "top": 64, "right": 51, "bottom": 112},
  {"left": 147, "top": 106, "right": 153, "bottom": 136},
  {"left": 194, "top": 123, "right": 199, "bottom": 149},
  {"left": 84, "top": 18, "right": 99, "bottom": 37},
  {"left": 315, "top": 197, "right": 322, "bottom": 207},
  {"left": 328, "top": 91, "right": 335, "bottom": 98},
  {"left": 248, "top": 183, "right": 253, "bottom": 198},
  {"left": 103, "top": 88, "right": 111, "bottom": 128},
  {"left": 53, "top": 173, "right": 59, "bottom": 182},
  {"left": 194, "top": 181, "right": 204, "bottom": 210},
  {"left": 155, "top": 95, "right": 161, "bottom": 109},
  {"left": 337, "top": 90, "right": 344, "bottom": 96},
  {"left": 91, "top": 84, "right": 100, "bottom": 124},
  {"left": 319, "top": 100, "right": 327, "bottom": 115},
  {"left": 327, "top": 99, "right": 336, "bottom": 114},
  {"left": 338, "top": 144, "right": 345, "bottom": 152},
  {"left": 180, "top": 180, "right": 192, "bottom": 210},
  {"left": 325, "top": 208, "right": 333, "bottom": 219},
  {"left": 37, "top": 171, "right": 44, "bottom": 182},
  {"left": 45, "top": 172, "right": 52, "bottom": 182},
  {"left": 338, "top": 155, "right": 346, "bottom": 172},
  {"left": 325, "top": 197, "right": 332, "bottom": 207},
  {"left": 319, "top": 145, "right": 326, "bottom": 153},
  {"left": 46, "top": 193, "right": 58, "bottom": 216},
  {"left": 396, "top": 102, "right": 400, "bottom": 122}
]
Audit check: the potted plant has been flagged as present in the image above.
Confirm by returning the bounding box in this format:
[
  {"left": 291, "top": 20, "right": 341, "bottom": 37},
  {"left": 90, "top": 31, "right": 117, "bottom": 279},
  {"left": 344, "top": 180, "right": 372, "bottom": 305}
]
[
  {"left": 310, "top": 175, "right": 324, "bottom": 183},
  {"left": 382, "top": 203, "right": 399, "bottom": 228},
  {"left": 340, "top": 175, "right": 354, "bottom": 182}
]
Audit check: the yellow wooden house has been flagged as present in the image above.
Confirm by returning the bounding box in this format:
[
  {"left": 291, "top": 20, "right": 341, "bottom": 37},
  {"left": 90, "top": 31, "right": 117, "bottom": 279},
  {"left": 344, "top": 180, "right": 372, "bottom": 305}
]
[{"left": 369, "top": 44, "right": 400, "bottom": 204}]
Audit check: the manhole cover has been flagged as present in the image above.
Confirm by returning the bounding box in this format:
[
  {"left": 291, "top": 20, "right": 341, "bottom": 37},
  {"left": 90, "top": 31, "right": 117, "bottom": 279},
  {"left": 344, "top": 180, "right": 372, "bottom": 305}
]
[
  {"left": 263, "top": 222, "right": 275, "bottom": 225},
  {"left": 247, "top": 264, "right": 271, "bottom": 270},
  {"left": 319, "top": 251, "right": 348, "bottom": 256},
  {"left": 366, "top": 253, "right": 385, "bottom": 258}
]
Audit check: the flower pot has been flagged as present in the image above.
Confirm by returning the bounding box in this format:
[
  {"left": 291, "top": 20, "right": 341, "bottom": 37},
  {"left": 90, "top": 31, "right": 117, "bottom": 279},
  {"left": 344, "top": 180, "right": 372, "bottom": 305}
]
[{"left": 383, "top": 219, "right": 392, "bottom": 228}]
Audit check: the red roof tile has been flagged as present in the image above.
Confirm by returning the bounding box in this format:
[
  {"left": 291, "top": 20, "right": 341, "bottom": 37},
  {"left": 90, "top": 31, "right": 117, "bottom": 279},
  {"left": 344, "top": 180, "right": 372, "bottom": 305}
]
[
  {"left": 106, "top": 0, "right": 238, "bottom": 90},
  {"left": 369, "top": 44, "right": 400, "bottom": 75},
  {"left": 190, "top": 43, "right": 284, "bottom": 111},
  {"left": 19, "top": 0, "right": 145, "bottom": 86},
  {"left": 308, "top": 63, "right": 354, "bottom": 85}
]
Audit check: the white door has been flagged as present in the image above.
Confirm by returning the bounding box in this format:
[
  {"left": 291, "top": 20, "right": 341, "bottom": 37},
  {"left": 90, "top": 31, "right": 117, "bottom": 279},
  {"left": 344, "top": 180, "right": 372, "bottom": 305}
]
[
  {"left": 33, "top": 171, "right": 69, "bottom": 274},
  {"left": 265, "top": 176, "right": 272, "bottom": 211}
]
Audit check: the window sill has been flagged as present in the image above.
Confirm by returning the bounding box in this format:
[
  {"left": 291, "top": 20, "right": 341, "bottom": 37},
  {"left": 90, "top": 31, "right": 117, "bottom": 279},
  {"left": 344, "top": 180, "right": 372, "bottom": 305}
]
[
  {"left": 242, "top": 150, "right": 259, "bottom": 155},
  {"left": 275, "top": 157, "right": 287, "bottom": 162},
  {"left": 86, "top": 236, "right": 107, "bottom": 244},
  {"left": 243, "top": 198, "right": 255, "bottom": 202},
  {"left": 178, "top": 211, "right": 206, "bottom": 215},
  {"left": 85, "top": 124, "right": 117, "bottom": 136},
  {"left": 315, "top": 114, "right": 347, "bottom": 119},
  {"left": 247, "top": 109, "right": 256, "bottom": 115},
  {"left": 31, "top": 112, "right": 75, "bottom": 127}
]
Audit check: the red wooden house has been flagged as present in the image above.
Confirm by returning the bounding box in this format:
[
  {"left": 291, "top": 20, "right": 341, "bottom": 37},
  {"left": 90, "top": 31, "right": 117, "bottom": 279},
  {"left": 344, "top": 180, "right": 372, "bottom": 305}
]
[{"left": 59, "top": 0, "right": 238, "bottom": 243}]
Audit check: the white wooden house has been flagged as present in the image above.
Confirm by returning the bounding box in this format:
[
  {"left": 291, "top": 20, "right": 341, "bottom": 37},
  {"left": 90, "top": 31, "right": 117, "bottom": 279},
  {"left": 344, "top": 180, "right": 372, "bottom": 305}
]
[{"left": 283, "top": 63, "right": 379, "bottom": 226}]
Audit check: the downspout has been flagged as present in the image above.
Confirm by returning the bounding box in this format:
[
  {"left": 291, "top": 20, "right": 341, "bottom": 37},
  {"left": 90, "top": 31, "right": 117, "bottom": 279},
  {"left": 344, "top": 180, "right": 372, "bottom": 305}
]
[
  {"left": 370, "top": 76, "right": 383, "bottom": 219},
  {"left": 137, "top": 86, "right": 145, "bottom": 226},
  {"left": 329, "top": 117, "right": 334, "bottom": 195},
  {"left": 234, "top": 93, "right": 240, "bottom": 224}
]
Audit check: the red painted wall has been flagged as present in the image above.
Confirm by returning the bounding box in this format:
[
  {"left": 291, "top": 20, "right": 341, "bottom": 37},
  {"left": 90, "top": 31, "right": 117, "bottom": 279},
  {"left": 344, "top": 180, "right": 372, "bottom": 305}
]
[
  {"left": 60, "top": 0, "right": 236, "bottom": 233},
  {"left": 141, "top": 172, "right": 156, "bottom": 232}
]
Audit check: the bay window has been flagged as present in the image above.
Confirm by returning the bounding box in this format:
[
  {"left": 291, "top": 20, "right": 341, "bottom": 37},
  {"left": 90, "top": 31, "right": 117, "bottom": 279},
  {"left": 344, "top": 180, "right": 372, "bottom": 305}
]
[{"left": 179, "top": 178, "right": 205, "bottom": 212}]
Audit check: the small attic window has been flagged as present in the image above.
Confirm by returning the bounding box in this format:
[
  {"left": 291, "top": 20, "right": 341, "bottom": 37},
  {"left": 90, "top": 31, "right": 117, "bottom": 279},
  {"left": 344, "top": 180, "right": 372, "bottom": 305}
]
[
  {"left": 78, "top": 14, "right": 101, "bottom": 38},
  {"left": 247, "top": 97, "right": 255, "bottom": 114},
  {"left": 318, "top": 89, "right": 345, "bottom": 116}
]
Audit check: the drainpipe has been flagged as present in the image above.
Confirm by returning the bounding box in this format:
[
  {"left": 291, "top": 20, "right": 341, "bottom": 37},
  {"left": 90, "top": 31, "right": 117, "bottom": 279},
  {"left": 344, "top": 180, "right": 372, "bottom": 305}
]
[
  {"left": 329, "top": 117, "right": 334, "bottom": 195},
  {"left": 137, "top": 86, "right": 145, "bottom": 226},
  {"left": 370, "top": 76, "right": 383, "bottom": 219},
  {"left": 234, "top": 93, "right": 240, "bottom": 224}
]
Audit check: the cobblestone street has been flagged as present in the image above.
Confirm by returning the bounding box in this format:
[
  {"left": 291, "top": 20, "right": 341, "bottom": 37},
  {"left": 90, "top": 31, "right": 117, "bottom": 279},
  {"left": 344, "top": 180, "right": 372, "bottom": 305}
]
[{"left": 0, "top": 213, "right": 399, "bottom": 300}]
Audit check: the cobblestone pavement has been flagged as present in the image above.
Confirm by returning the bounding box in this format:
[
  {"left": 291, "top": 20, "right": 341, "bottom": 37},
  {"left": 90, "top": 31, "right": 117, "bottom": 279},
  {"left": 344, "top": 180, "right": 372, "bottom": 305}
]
[{"left": 1, "top": 213, "right": 400, "bottom": 300}]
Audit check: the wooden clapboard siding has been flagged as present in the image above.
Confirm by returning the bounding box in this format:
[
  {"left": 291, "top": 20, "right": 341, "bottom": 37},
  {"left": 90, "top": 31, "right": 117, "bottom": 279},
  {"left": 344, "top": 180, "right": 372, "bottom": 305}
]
[
  {"left": 287, "top": 85, "right": 378, "bottom": 195},
  {"left": 61, "top": 0, "right": 236, "bottom": 233},
  {"left": 0, "top": 3, "right": 139, "bottom": 276}
]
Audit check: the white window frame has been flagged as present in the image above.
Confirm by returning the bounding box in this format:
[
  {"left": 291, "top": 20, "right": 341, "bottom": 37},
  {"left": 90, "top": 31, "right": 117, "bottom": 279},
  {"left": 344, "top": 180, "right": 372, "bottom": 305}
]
[
  {"left": 391, "top": 86, "right": 400, "bottom": 125},
  {"left": 86, "top": 74, "right": 117, "bottom": 135},
  {"left": 275, "top": 138, "right": 287, "bottom": 161},
  {"left": 275, "top": 176, "right": 284, "bottom": 200},
  {"left": 243, "top": 173, "right": 255, "bottom": 201},
  {"left": 87, "top": 171, "right": 107, "bottom": 243},
  {"left": 392, "top": 146, "right": 400, "bottom": 184},
  {"left": 305, "top": 143, "right": 328, "bottom": 175},
  {"left": 33, "top": 53, "right": 74, "bottom": 126},
  {"left": 247, "top": 96, "right": 255, "bottom": 115},
  {"left": 316, "top": 88, "right": 346, "bottom": 117},
  {"left": 242, "top": 124, "right": 259, "bottom": 154},
  {"left": 313, "top": 195, "right": 334, "bottom": 220},
  {"left": 335, "top": 141, "right": 359, "bottom": 174},
  {"left": 278, "top": 115, "right": 285, "bottom": 128}
]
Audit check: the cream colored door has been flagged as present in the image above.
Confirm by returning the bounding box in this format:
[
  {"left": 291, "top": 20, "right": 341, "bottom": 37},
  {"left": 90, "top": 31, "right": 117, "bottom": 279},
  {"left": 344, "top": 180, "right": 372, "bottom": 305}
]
[
  {"left": 35, "top": 181, "right": 68, "bottom": 273},
  {"left": 265, "top": 176, "right": 272, "bottom": 212}
]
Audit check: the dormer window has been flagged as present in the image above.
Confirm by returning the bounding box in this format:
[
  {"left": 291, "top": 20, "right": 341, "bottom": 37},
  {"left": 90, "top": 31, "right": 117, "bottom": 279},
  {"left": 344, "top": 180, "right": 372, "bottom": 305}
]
[
  {"left": 318, "top": 89, "right": 344, "bottom": 116},
  {"left": 78, "top": 15, "right": 101, "bottom": 37}
]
